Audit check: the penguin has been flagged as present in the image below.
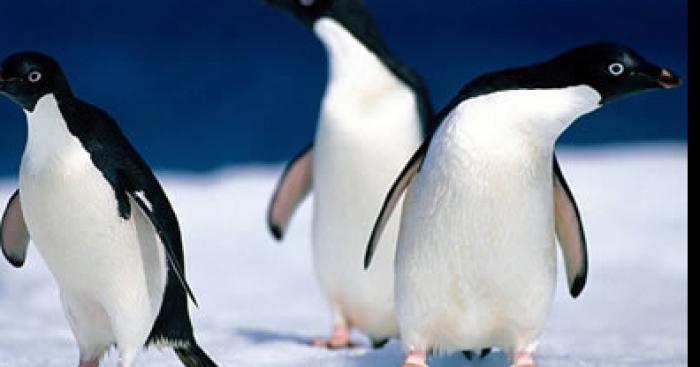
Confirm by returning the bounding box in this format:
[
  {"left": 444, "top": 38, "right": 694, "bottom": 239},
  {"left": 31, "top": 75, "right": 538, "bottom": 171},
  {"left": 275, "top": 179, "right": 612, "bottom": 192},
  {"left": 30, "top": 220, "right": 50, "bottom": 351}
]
[
  {"left": 0, "top": 52, "right": 217, "bottom": 367},
  {"left": 364, "top": 43, "right": 681, "bottom": 367},
  {"left": 263, "top": 0, "right": 434, "bottom": 349}
]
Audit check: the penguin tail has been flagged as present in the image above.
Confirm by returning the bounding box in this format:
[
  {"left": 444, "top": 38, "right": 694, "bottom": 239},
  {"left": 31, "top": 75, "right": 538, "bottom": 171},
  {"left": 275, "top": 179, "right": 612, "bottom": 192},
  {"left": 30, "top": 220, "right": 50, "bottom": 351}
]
[{"left": 174, "top": 342, "right": 218, "bottom": 367}]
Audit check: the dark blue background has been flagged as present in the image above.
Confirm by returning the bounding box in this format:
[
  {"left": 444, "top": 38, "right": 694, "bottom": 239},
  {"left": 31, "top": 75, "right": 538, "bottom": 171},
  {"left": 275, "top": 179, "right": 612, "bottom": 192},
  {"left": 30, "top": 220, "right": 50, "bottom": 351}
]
[{"left": 0, "top": 1, "right": 687, "bottom": 176}]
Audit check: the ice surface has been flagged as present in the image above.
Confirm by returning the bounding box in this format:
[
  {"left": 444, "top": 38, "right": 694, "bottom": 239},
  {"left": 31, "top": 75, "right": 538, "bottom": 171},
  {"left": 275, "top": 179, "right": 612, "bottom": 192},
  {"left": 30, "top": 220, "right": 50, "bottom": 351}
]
[{"left": 0, "top": 144, "right": 687, "bottom": 366}]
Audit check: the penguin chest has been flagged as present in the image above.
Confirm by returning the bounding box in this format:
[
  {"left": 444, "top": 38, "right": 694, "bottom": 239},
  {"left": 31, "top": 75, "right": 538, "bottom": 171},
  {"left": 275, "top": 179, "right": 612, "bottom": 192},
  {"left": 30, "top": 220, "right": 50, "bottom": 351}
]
[{"left": 314, "top": 78, "right": 421, "bottom": 227}]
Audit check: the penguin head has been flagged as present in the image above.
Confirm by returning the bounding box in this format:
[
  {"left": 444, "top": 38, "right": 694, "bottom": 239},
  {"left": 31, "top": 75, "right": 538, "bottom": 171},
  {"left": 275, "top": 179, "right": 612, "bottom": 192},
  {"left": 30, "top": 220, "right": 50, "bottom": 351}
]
[
  {"left": 0, "top": 52, "right": 72, "bottom": 112},
  {"left": 547, "top": 42, "right": 681, "bottom": 103},
  {"left": 461, "top": 42, "right": 681, "bottom": 107},
  {"left": 262, "top": 0, "right": 369, "bottom": 28}
]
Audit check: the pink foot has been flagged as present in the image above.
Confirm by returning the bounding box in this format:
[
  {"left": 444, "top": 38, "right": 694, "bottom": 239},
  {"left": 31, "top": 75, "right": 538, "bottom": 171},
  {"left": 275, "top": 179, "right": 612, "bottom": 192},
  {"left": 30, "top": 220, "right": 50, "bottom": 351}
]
[
  {"left": 79, "top": 359, "right": 99, "bottom": 367},
  {"left": 311, "top": 325, "right": 357, "bottom": 349},
  {"left": 512, "top": 351, "right": 536, "bottom": 367},
  {"left": 402, "top": 349, "right": 428, "bottom": 367}
]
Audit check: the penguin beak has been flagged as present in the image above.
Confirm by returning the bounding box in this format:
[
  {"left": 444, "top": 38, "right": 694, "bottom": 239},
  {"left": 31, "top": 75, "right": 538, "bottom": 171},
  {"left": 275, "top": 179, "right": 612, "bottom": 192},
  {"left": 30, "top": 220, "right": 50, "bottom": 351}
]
[{"left": 655, "top": 68, "right": 682, "bottom": 89}]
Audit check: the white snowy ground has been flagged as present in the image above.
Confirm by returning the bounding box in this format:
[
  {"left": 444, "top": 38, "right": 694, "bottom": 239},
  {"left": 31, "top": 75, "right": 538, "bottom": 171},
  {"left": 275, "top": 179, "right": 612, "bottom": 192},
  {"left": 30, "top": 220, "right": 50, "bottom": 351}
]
[{"left": 0, "top": 144, "right": 687, "bottom": 367}]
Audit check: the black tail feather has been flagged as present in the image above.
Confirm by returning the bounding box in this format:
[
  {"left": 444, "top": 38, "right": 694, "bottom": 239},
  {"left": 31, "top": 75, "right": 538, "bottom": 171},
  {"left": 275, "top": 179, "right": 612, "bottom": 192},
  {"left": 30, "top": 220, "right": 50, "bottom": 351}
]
[{"left": 174, "top": 342, "right": 218, "bottom": 367}]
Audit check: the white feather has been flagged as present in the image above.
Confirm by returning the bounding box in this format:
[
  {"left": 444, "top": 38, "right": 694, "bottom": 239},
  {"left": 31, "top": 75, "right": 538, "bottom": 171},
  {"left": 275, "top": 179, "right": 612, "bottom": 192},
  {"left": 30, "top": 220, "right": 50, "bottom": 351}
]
[
  {"left": 395, "top": 86, "right": 600, "bottom": 354},
  {"left": 134, "top": 190, "right": 153, "bottom": 212},
  {"left": 310, "top": 18, "right": 422, "bottom": 338}
]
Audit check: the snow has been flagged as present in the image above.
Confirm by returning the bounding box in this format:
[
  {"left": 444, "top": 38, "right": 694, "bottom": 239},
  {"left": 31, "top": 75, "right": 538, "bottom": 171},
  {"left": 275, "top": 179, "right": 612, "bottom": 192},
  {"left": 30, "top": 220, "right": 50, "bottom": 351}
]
[{"left": 0, "top": 144, "right": 687, "bottom": 367}]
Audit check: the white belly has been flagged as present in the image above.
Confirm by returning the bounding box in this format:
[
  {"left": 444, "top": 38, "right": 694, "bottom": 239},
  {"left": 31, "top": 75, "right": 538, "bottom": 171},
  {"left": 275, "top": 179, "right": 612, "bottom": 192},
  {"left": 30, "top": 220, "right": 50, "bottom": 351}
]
[
  {"left": 20, "top": 158, "right": 166, "bottom": 317},
  {"left": 395, "top": 102, "right": 563, "bottom": 354},
  {"left": 313, "top": 89, "right": 420, "bottom": 337}
]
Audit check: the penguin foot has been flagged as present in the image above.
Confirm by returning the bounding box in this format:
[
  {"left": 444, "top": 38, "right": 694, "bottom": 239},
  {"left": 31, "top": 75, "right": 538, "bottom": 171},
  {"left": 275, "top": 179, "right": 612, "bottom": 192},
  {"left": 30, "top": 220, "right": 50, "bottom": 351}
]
[
  {"left": 79, "top": 360, "right": 99, "bottom": 367},
  {"left": 402, "top": 349, "right": 428, "bottom": 367},
  {"left": 511, "top": 351, "right": 536, "bottom": 367},
  {"left": 311, "top": 325, "right": 357, "bottom": 349}
]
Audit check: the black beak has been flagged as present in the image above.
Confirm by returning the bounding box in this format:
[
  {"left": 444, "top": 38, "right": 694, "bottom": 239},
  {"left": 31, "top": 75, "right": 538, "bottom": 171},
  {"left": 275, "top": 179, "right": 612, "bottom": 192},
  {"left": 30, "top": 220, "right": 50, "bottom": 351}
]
[{"left": 656, "top": 68, "right": 682, "bottom": 89}]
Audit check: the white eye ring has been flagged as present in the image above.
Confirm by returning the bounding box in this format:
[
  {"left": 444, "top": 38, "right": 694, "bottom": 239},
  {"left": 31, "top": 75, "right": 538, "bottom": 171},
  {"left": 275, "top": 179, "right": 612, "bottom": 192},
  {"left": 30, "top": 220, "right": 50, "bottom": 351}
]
[
  {"left": 608, "top": 63, "right": 625, "bottom": 76},
  {"left": 299, "top": 0, "right": 315, "bottom": 6},
  {"left": 28, "top": 70, "right": 42, "bottom": 83}
]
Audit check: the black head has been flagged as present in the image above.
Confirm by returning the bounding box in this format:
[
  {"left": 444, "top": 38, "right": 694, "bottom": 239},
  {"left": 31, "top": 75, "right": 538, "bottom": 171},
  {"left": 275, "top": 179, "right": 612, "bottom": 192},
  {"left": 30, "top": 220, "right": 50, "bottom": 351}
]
[
  {"left": 544, "top": 42, "right": 681, "bottom": 103},
  {"left": 262, "top": 0, "right": 366, "bottom": 28},
  {"left": 0, "top": 52, "right": 72, "bottom": 111},
  {"left": 451, "top": 42, "right": 681, "bottom": 108}
]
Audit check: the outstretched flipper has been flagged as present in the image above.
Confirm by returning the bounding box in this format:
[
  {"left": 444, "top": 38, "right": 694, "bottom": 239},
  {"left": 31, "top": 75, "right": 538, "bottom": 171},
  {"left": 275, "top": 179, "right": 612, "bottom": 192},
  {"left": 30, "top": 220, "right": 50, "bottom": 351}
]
[
  {"left": 267, "top": 143, "right": 313, "bottom": 241},
  {"left": 553, "top": 154, "right": 588, "bottom": 298},
  {"left": 1, "top": 189, "right": 30, "bottom": 267},
  {"left": 364, "top": 142, "right": 427, "bottom": 269}
]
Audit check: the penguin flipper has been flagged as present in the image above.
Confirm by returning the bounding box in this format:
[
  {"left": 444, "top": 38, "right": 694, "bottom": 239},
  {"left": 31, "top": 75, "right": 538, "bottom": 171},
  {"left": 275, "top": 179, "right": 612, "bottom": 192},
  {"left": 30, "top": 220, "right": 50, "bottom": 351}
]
[
  {"left": 267, "top": 143, "right": 313, "bottom": 241},
  {"left": 1, "top": 189, "right": 30, "bottom": 268},
  {"left": 553, "top": 154, "right": 588, "bottom": 298},
  {"left": 364, "top": 141, "right": 427, "bottom": 269},
  {"left": 128, "top": 191, "right": 199, "bottom": 307}
]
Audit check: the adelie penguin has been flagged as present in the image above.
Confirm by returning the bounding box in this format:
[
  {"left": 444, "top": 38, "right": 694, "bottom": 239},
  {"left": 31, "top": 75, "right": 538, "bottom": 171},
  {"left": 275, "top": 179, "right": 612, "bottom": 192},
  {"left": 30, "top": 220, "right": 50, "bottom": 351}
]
[
  {"left": 263, "top": 0, "right": 434, "bottom": 349},
  {"left": 0, "top": 52, "right": 217, "bottom": 367},
  {"left": 364, "top": 43, "right": 681, "bottom": 367}
]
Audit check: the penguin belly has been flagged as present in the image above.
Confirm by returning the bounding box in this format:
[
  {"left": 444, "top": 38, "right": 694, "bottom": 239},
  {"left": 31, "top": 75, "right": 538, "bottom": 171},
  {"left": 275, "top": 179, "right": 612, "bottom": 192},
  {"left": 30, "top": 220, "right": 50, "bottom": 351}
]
[
  {"left": 312, "top": 80, "right": 421, "bottom": 339},
  {"left": 18, "top": 116, "right": 166, "bottom": 351},
  {"left": 395, "top": 115, "right": 557, "bottom": 354}
]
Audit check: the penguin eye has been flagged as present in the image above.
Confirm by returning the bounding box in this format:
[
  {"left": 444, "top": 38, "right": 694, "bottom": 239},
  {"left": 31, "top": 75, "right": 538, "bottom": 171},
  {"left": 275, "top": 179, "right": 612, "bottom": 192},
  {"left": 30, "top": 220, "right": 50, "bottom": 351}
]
[
  {"left": 27, "top": 70, "right": 42, "bottom": 83},
  {"left": 608, "top": 63, "right": 625, "bottom": 76},
  {"left": 299, "top": 0, "right": 315, "bottom": 6}
]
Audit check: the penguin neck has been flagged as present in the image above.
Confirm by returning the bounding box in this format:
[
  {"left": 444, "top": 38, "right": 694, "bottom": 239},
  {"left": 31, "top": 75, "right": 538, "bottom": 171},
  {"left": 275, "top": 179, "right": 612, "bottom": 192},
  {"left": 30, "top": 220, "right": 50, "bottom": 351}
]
[
  {"left": 454, "top": 86, "right": 602, "bottom": 149},
  {"left": 313, "top": 17, "right": 400, "bottom": 87},
  {"left": 22, "top": 93, "right": 77, "bottom": 168}
]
